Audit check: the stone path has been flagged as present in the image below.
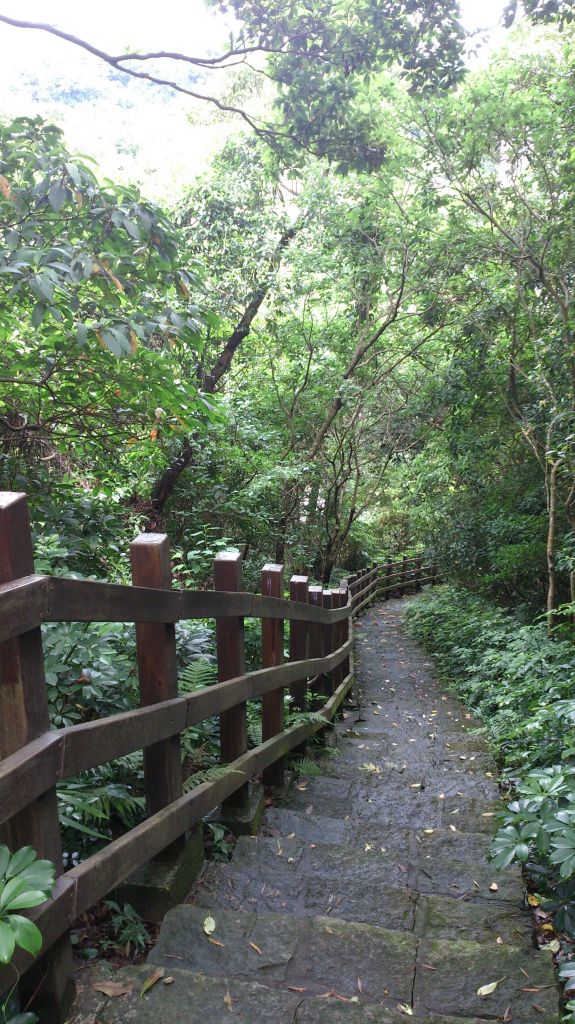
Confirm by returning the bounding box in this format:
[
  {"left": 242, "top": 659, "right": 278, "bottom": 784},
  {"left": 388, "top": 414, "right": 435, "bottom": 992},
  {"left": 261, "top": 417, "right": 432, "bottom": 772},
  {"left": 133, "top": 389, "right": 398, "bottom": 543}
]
[{"left": 88, "top": 598, "right": 560, "bottom": 1023}]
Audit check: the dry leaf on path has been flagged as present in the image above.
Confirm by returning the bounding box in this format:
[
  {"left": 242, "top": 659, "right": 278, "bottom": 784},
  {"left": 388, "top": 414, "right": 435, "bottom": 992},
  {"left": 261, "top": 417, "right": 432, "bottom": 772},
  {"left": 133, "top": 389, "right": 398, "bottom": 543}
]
[
  {"left": 477, "top": 976, "right": 507, "bottom": 996},
  {"left": 224, "top": 989, "right": 233, "bottom": 1011},
  {"left": 140, "top": 967, "right": 165, "bottom": 998},
  {"left": 203, "top": 915, "right": 216, "bottom": 935},
  {"left": 92, "top": 981, "right": 133, "bottom": 998}
]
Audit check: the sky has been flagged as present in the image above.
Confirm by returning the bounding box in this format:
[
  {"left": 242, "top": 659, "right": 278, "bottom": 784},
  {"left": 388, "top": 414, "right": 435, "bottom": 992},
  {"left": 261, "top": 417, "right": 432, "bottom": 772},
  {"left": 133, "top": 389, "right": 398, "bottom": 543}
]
[{"left": 0, "top": 0, "right": 508, "bottom": 196}]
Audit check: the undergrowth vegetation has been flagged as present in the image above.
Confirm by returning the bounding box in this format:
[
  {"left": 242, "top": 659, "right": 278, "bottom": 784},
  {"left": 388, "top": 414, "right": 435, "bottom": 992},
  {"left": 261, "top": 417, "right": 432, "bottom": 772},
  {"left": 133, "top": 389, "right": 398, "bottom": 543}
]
[
  {"left": 406, "top": 586, "right": 575, "bottom": 1011},
  {"left": 406, "top": 587, "right": 575, "bottom": 776}
]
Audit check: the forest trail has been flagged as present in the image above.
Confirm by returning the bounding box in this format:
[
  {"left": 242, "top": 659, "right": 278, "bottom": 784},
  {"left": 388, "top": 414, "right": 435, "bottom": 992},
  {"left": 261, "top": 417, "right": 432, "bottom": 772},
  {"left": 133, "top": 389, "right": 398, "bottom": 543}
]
[{"left": 84, "top": 598, "right": 559, "bottom": 1023}]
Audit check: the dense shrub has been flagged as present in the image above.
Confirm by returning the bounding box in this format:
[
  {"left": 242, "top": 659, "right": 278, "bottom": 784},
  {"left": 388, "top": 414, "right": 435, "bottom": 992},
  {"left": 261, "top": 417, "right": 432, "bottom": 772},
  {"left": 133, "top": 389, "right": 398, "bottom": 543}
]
[{"left": 406, "top": 586, "right": 575, "bottom": 775}]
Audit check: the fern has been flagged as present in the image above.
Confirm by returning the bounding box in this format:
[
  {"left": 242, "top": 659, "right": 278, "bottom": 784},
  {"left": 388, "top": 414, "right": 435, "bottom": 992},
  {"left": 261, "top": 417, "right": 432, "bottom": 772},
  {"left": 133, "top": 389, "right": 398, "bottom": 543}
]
[
  {"left": 285, "top": 709, "right": 332, "bottom": 729},
  {"left": 183, "top": 763, "right": 241, "bottom": 792},
  {"left": 57, "top": 779, "right": 145, "bottom": 842},
  {"left": 179, "top": 660, "right": 218, "bottom": 692},
  {"left": 288, "top": 756, "right": 325, "bottom": 778}
]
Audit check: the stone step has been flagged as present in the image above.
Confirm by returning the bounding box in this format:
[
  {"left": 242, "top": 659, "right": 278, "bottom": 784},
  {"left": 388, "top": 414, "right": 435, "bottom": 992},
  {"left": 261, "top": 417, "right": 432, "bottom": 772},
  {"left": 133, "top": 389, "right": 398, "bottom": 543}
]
[
  {"left": 263, "top": 807, "right": 497, "bottom": 862},
  {"left": 192, "top": 861, "right": 417, "bottom": 932},
  {"left": 192, "top": 863, "right": 532, "bottom": 944},
  {"left": 92, "top": 963, "right": 525, "bottom": 1024},
  {"left": 227, "top": 834, "right": 524, "bottom": 904},
  {"left": 139, "top": 906, "right": 558, "bottom": 1022},
  {"left": 276, "top": 775, "right": 501, "bottom": 831}
]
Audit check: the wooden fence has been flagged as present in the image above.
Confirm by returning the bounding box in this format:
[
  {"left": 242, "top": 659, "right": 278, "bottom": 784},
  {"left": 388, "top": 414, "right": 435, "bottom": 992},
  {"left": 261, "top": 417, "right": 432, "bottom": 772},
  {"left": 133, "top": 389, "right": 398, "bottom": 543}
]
[{"left": 0, "top": 491, "right": 436, "bottom": 997}]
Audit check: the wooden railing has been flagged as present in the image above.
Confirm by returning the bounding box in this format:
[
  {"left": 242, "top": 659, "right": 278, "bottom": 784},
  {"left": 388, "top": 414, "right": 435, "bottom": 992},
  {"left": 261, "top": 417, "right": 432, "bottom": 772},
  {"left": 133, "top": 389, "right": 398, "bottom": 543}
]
[{"left": 0, "top": 491, "right": 436, "bottom": 998}]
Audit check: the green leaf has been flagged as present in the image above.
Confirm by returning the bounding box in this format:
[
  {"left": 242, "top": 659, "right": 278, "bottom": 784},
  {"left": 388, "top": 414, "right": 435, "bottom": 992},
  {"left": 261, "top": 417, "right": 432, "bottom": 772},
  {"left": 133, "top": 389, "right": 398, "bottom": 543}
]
[
  {"left": 0, "top": 845, "right": 10, "bottom": 878},
  {"left": 48, "top": 182, "right": 68, "bottom": 212},
  {"left": 0, "top": 876, "right": 28, "bottom": 909},
  {"left": 3, "top": 890, "right": 52, "bottom": 911},
  {"left": 7, "top": 846, "right": 38, "bottom": 878},
  {"left": 9, "top": 914, "right": 43, "bottom": 956},
  {"left": 0, "top": 920, "right": 16, "bottom": 963}
]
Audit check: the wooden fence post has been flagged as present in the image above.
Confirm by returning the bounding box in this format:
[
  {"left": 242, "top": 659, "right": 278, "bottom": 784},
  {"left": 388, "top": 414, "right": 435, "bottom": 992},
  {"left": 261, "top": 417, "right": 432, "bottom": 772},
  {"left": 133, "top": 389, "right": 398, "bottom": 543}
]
[
  {"left": 400, "top": 556, "right": 409, "bottom": 597},
  {"left": 384, "top": 561, "right": 392, "bottom": 600},
  {"left": 130, "top": 534, "right": 182, "bottom": 821},
  {"left": 261, "top": 564, "right": 284, "bottom": 788},
  {"left": 339, "top": 581, "right": 351, "bottom": 681},
  {"left": 289, "top": 575, "right": 309, "bottom": 713},
  {"left": 331, "top": 587, "right": 346, "bottom": 693},
  {"left": 371, "top": 562, "right": 378, "bottom": 602},
  {"left": 415, "top": 556, "right": 422, "bottom": 592},
  {"left": 214, "top": 551, "right": 249, "bottom": 808},
  {"left": 322, "top": 589, "right": 334, "bottom": 694},
  {"left": 348, "top": 573, "right": 358, "bottom": 610},
  {"left": 0, "top": 493, "right": 73, "bottom": 1018},
  {"left": 308, "top": 585, "right": 325, "bottom": 707}
]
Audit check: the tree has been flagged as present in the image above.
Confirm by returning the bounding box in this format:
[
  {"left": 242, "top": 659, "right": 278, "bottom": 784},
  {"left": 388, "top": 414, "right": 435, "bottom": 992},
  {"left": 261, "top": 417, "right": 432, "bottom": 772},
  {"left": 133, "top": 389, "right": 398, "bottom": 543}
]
[
  {"left": 0, "top": 116, "right": 214, "bottom": 472},
  {"left": 0, "top": 2, "right": 467, "bottom": 172}
]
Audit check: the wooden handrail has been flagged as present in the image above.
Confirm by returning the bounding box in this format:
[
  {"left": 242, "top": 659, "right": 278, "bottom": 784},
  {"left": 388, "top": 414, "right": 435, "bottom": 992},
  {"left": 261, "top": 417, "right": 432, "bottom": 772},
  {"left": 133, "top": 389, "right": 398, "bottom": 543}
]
[
  {"left": 0, "top": 638, "right": 354, "bottom": 825},
  {"left": 5, "top": 666, "right": 355, "bottom": 980},
  {"left": 0, "top": 489, "right": 438, "bottom": 999}
]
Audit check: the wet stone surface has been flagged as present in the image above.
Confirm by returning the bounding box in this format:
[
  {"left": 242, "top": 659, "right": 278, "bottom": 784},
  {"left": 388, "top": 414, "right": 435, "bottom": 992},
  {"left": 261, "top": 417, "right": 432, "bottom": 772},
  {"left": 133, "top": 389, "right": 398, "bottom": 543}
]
[{"left": 73, "top": 597, "right": 560, "bottom": 1024}]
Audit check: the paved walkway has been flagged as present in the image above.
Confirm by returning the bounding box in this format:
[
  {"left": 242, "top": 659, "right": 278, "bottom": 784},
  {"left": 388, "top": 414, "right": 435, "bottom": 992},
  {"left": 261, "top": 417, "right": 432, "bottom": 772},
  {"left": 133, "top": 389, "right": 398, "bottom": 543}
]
[{"left": 87, "top": 598, "right": 559, "bottom": 1023}]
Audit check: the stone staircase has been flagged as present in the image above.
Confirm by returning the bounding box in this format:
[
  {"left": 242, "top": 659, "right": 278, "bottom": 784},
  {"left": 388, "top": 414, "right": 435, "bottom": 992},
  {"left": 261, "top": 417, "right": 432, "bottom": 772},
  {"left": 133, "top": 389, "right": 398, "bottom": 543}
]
[{"left": 90, "top": 601, "right": 560, "bottom": 1023}]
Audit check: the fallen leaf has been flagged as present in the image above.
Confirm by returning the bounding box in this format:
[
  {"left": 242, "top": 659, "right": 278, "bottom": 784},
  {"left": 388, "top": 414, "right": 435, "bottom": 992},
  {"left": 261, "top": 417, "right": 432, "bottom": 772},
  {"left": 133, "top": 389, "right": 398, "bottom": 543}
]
[
  {"left": 92, "top": 981, "right": 133, "bottom": 998},
  {"left": 163, "top": 977, "right": 175, "bottom": 986},
  {"left": 209, "top": 938, "right": 225, "bottom": 948},
  {"left": 527, "top": 894, "right": 540, "bottom": 907},
  {"left": 477, "top": 976, "right": 506, "bottom": 996},
  {"left": 203, "top": 915, "right": 216, "bottom": 935},
  {"left": 224, "top": 989, "right": 233, "bottom": 1011},
  {"left": 140, "top": 968, "right": 165, "bottom": 998},
  {"left": 288, "top": 986, "right": 307, "bottom": 992},
  {"left": 397, "top": 1004, "right": 413, "bottom": 1016},
  {"left": 249, "top": 942, "right": 263, "bottom": 955},
  {"left": 489, "top": 882, "right": 499, "bottom": 892},
  {"left": 548, "top": 939, "right": 560, "bottom": 953}
]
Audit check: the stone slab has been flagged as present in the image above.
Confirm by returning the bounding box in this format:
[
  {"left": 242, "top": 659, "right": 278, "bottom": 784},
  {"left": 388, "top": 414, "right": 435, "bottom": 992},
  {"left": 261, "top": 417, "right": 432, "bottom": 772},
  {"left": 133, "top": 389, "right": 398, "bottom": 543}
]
[
  {"left": 408, "top": 856, "right": 524, "bottom": 902},
  {"left": 263, "top": 808, "right": 354, "bottom": 845},
  {"left": 208, "top": 782, "right": 266, "bottom": 837},
  {"left": 414, "top": 937, "right": 559, "bottom": 1022},
  {"left": 297, "top": 1005, "right": 493, "bottom": 1024},
  {"left": 414, "top": 893, "right": 533, "bottom": 944},
  {"left": 115, "top": 824, "right": 203, "bottom": 922},
  {"left": 151, "top": 906, "right": 417, "bottom": 1004},
  {"left": 96, "top": 966, "right": 301, "bottom": 1024}
]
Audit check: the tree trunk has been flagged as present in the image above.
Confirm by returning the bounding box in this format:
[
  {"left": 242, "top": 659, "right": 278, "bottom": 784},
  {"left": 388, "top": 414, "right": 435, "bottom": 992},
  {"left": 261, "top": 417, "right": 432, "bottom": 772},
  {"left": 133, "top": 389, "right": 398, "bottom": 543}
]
[
  {"left": 546, "top": 461, "right": 559, "bottom": 635},
  {"left": 147, "top": 226, "right": 298, "bottom": 523}
]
